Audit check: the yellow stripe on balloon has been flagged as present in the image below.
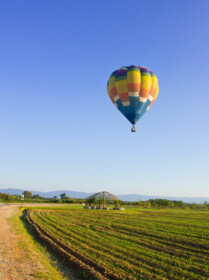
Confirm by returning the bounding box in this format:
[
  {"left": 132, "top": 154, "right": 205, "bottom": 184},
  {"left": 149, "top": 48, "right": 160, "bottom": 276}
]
[
  {"left": 154, "top": 90, "right": 159, "bottom": 101},
  {"left": 127, "top": 70, "right": 141, "bottom": 84},
  {"left": 107, "top": 74, "right": 119, "bottom": 106},
  {"left": 127, "top": 69, "right": 141, "bottom": 97},
  {"left": 116, "top": 79, "right": 128, "bottom": 95},
  {"left": 107, "top": 84, "right": 111, "bottom": 97},
  {"left": 141, "top": 75, "right": 152, "bottom": 90},
  {"left": 150, "top": 74, "right": 158, "bottom": 97},
  {"left": 109, "top": 76, "right": 116, "bottom": 91}
]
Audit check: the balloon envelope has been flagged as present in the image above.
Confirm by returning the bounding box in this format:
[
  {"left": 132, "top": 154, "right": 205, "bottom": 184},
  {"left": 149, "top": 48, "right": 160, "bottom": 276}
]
[{"left": 107, "top": 65, "right": 159, "bottom": 126}]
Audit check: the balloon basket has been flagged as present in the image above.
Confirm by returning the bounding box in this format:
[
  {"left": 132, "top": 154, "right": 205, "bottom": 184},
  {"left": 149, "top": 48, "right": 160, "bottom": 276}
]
[{"left": 131, "top": 126, "right": 136, "bottom": 132}]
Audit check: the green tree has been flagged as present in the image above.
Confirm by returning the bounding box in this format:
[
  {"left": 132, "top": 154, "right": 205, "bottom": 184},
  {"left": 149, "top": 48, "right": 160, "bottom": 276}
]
[
  {"left": 23, "top": 191, "right": 32, "bottom": 199},
  {"left": 32, "top": 194, "right": 41, "bottom": 199},
  {"left": 203, "top": 201, "right": 209, "bottom": 210},
  {"left": 87, "top": 196, "right": 97, "bottom": 206},
  {"left": 147, "top": 201, "right": 151, "bottom": 208},
  {"left": 60, "top": 193, "right": 66, "bottom": 199},
  {"left": 190, "top": 203, "right": 197, "bottom": 210},
  {"left": 114, "top": 199, "right": 120, "bottom": 208}
]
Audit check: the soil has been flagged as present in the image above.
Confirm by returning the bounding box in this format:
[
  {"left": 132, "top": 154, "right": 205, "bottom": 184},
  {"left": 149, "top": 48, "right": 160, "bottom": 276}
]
[{"left": 0, "top": 204, "right": 78, "bottom": 280}]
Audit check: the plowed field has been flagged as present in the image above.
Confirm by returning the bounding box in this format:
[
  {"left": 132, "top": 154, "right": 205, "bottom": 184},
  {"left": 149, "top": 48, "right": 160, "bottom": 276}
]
[{"left": 27, "top": 207, "right": 209, "bottom": 280}]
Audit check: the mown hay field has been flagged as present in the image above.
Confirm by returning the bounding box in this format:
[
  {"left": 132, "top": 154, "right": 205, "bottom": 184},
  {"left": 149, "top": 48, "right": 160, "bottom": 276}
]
[{"left": 27, "top": 206, "right": 209, "bottom": 280}]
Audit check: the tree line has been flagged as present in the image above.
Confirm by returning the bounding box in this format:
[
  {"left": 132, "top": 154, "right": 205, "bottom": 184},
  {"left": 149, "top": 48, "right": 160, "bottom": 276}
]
[
  {"left": 0, "top": 191, "right": 84, "bottom": 204},
  {"left": 0, "top": 191, "right": 209, "bottom": 210},
  {"left": 124, "top": 199, "right": 209, "bottom": 210}
]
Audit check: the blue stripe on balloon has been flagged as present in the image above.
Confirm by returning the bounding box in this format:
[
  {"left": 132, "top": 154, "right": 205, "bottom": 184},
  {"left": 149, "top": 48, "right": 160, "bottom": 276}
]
[
  {"left": 136, "top": 99, "right": 152, "bottom": 121},
  {"left": 115, "top": 96, "right": 153, "bottom": 125}
]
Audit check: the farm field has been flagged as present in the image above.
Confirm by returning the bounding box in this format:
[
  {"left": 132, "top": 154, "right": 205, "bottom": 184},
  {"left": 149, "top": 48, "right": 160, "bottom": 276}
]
[{"left": 27, "top": 206, "right": 209, "bottom": 280}]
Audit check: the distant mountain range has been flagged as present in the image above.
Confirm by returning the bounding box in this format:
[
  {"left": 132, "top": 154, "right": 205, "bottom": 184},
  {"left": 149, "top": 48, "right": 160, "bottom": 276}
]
[{"left": 0, "top": 188, "right": 208, "bottom": 204}]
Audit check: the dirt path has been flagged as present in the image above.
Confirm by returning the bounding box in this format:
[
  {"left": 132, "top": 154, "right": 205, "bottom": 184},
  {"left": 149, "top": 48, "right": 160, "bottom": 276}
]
[
  {"left": 0, "top": 204, "right": 83, "bottom": 280},
  {"left": 0, "top": 204, "right": 70, "bottom": 280},
  {"left": 0, "top": 204, "right": 39, "bottom": 279}
]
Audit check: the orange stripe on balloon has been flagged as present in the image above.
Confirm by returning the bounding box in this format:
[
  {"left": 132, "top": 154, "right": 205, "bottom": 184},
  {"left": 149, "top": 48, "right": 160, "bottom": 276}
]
[
  {"left": 110, "top": 86, "right": 117, "bottom": 95},
  {"left": 140, "top": 88, "right": 151, "bottom": 97},
  {"left": 149, "top": 87, "right": 157, "bottom": 97},
  {"left": 147, "top": 91, "right": 159, "bottom": 110},
  {"left": 120, "top": 92, "right": 129, "bottom": 102},
  {"left": 127, "top": 83, "right": 140, "bottom": 92}
]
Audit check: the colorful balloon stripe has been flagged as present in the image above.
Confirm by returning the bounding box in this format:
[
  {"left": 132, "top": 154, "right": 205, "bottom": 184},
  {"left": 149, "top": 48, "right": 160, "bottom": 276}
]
[{"left": 107, "top": 65, "right": 159, "bottom": 126}]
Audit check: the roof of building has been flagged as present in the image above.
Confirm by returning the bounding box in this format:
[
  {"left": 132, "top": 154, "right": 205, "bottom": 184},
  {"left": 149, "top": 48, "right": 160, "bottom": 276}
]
[{"left": 88, "top": 191, "right": 119, "bottom": 201}]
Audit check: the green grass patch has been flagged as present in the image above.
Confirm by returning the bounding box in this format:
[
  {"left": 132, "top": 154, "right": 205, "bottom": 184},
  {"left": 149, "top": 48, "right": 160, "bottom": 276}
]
[{"left": 8, "top": 207, "right": 70, "bottom": 280}]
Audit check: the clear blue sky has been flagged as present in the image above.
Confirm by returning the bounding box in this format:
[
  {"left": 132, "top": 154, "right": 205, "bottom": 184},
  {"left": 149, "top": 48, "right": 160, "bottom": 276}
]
[{"left": 0, "top": 0, "right": 209, "bottom": 197}]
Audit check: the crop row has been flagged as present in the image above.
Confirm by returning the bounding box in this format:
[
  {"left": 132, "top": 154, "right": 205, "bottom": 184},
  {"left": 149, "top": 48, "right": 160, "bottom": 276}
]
[
  {"left": 34, "top": 212, "right": 207, "bottom": 279},
  {"left": 45, "top": 210, "right": 209, "bottom": 252},
  {"left": 27, "top": 210, "right": 128, "bottom": 280},
  {"left": 30, "top": 211, "right": 159, "bottom": 279},
  {"left": 28, "top": 208, "right": 209, "bottom": 279},
  {"left": 35, "top": 210, "right": 208, "bottom": 265}
]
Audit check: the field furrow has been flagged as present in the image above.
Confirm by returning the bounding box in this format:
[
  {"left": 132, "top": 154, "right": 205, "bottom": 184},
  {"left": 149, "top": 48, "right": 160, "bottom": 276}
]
[{"left": 27, "top": 207, "right": 209, "bottom": 280}]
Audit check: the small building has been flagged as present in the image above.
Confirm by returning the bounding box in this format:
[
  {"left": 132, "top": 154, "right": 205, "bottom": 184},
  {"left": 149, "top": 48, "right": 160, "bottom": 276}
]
[{"left": 85, "top": 191, "right": 122, "bottom": 210}]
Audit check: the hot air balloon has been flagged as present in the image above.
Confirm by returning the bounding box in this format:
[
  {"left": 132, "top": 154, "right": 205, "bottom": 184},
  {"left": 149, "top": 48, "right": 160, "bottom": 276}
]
[{"left": 107, "top": 65, "right": 159, "bottom": 132}]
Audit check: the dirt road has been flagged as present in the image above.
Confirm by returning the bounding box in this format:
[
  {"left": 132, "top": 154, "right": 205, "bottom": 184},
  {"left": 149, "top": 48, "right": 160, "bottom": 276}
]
[
  {"left": 0, "top": 204, "right": 42, "bottom": 279},
  {"left": 0, "top": 204, "right": 68, "bottom": 280}
]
